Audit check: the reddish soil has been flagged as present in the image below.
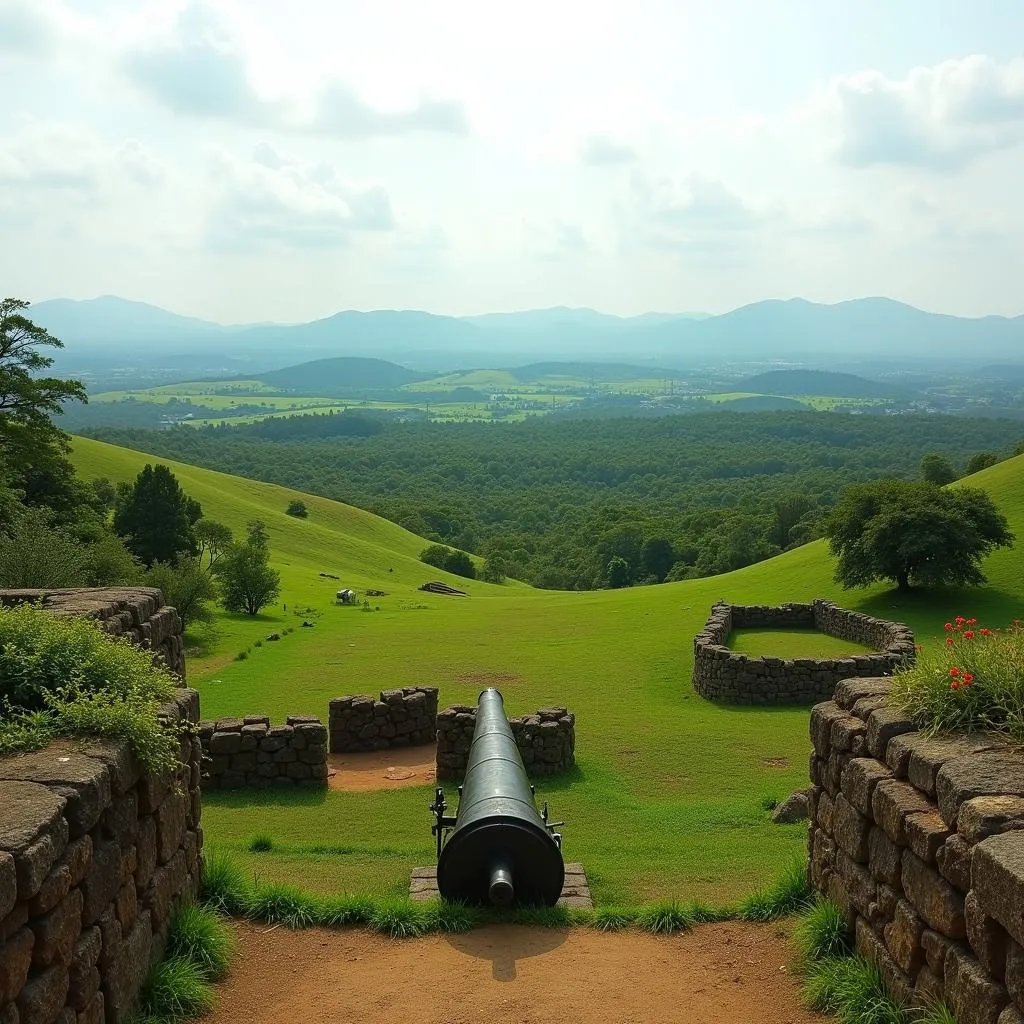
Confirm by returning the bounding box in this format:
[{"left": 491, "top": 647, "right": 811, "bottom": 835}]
[
  {"left": 208, "top": 921, "right": 818, "bottom": 1024},
  {"left": 326, "top": 746, "right": 436, "bottom": 792}
]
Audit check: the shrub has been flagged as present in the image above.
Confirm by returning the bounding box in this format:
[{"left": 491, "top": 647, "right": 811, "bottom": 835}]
[
  {"left": 286, "top": 500, "right": 308, "bottom": 518},
  {"left": 891, "top": 615, "right": 1024, "bottom": 742},
  {"left": 420, "top": 544, "right": 452, "bottom": 570},
  {"left": 0, "top": 603, "right": 180, "bottom": 774},
  {"left": 443, "top": 550, "right": 477, "bottom": 580}
]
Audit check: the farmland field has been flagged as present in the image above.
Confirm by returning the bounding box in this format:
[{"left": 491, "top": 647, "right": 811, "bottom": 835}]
[{"left": 69, "top": 437, "right": 1024, "bottom": 906}]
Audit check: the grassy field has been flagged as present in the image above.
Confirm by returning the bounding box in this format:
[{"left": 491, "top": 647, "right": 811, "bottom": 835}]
[
  {"left": 68, "top": 437, "right": 1024, "bottom": 906},
  {"left": 727, "top": 629, "right": 871, "bottom": 658}
]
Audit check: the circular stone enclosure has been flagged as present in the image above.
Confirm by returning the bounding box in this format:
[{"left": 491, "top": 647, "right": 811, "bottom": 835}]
[{"left": 692, "top": 599, "right": 915, "bottom": 705}]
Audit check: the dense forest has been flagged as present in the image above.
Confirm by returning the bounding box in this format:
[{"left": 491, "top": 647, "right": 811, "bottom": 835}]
[{"left": 85, "top": 411, "right": 1024, "bottom": 590}]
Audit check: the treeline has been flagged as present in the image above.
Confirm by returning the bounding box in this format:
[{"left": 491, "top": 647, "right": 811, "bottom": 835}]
[{"left": 84, "top": 412, "right": 1024, "bottom": 590}]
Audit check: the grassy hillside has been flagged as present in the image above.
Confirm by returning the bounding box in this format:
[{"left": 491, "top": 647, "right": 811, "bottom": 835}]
[{"left": 68, "top": 437, "right": 1024, "bottom": 905}]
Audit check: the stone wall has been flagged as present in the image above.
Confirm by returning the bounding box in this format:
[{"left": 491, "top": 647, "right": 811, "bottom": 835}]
[
  {"left": 0, "top": 689, "right": 202, "bottom": 1024},
  {"left": 329, "top": 687, "right": 438, "bottom": 753},
  {"left": 692, "top": 599, "right": 916, "bottom": 705},
  {"left": 435, "top": 705, "right": 575, "bottom": 781},
  {"left": 808, "top": 676, "right": 1024, "bottom": 1024},
  {"left": 0, "top": 588, "right": 186, "bottom": 681},
  {"left": 198, "top": 716, "right": 328, "bottom": 790}
]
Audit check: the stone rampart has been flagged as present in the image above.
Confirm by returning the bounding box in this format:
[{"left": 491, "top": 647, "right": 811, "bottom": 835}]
[
  {"left": 0, "top": 689, "right": 202, "bottom": 1024},
  {"left": 329, "top": 687, "right": 438, "bottom": 753},
  {"left": 198, "top": 716, "right": 328, "bottom": 790},
  {"left": 435, "top": 704, "right": 575, "bottom": 781},
  {"left": 0, "top": 588, "right": 186, "bottom": 681},
  {"left": 809, "top": 677, "right": 1024, "bottom": 1024},
  {"left": 692, "top": 599, "right": 915, "bottom": 704}
]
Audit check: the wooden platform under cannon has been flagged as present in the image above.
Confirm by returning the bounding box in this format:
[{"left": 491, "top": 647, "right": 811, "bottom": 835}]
[{"left": 409, "top": 863, "right": 593, "bottom": 909}]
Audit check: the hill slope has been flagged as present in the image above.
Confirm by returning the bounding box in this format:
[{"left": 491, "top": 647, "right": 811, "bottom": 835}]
[
  {"left": 257, "top": 357, "right": 430, "bottom": 393},
  {"left": 736, "top": 369, "right": 908, "bottom": 399}
]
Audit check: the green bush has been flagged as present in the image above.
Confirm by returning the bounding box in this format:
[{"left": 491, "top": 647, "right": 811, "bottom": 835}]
[
  {"left": 0, "top": 603, "right": 180, "bottom": 774},
  {"left": 891, "top": 615, "right": 1024, "bottom": 742}
]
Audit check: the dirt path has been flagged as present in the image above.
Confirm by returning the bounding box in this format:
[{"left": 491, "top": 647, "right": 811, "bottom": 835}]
[
  {"left": 208, "top": 921, "right": 817, "bottom": 1024},
  {"left": 326, "top": 745, "right": 435, "bottom": 792}
]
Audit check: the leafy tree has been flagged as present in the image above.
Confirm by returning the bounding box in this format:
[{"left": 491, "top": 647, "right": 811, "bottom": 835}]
[
  {"left": 965, "top": 452, "right": 999, "bottom": 475},
  {"left": 420, "top": 544, "right": 452, "bottom": 570},
  {"left": 147, "top": 558, "right": 218, "bottom": 628},
  {"left": 443, "top": 550, "right": 477, "bottom": 580},
  {"left": 824, "top": 479, "right": 1014, "bottom": 592},
  {"left": 1015, "top": 440, "right": 1024, "bottom": 457},
  {"left": 606, "top": 555, "right": 630, "bottom": 589},
  {"left": 216, "top": 520, "right": 281, "bottom": 615},
  {"left": 921, "top": 453, "right": 958, "bottom": 486},
  {"left": 768, "top": 494, "right": 817, "bottom": 548},
  {"left": 83, "top": 533, "right": 142, "bottom": 587},
  {"left": 286, "top": 499, "right": 308, "bottom": 518},
  {"left": 665, "top": 560, "right": 695, "bottom": 582},
  {"left": 113, "top": 464, "right": 202, "bottom": 567},
  {"left": 195, "top": 519, "right": 233, "bottom": 570},
  {"left": 481, "top": 557, "right": 507, "bottom": 584},
  {"left": 89, "top": 477, "right": 118, "bottom": 512},
  {"left": 640, "top": 537, "right": 674, "bottom": 582},
  {"left": 0, "top": 509, "right": 89, "bottom": 587}
]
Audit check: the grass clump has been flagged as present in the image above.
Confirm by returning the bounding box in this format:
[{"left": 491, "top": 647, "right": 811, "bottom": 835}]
[
  {"left": 200, "top": 850, "right": 252, "bottom": 916},
  {"left": 368, "top": 898, "right": 429, "bottom": 938},
  {"left": 592, "top": 907, "right": 637, "bottom": 931},
  {"left": 166, "top": 903, "right": 235, "bottom": 981},
  {"left": 138, "top": 957, "right": 213, "bottom": 1022},
  {"left": 247, "top": 834, "right": 274, "bottom": 853},
  {"left": 892, "top": 615, "right": 1024, "bottom": 742},
  {"left": 915, "top": 1003, "right": 958, "bottom": 1024},
  {"left": 0, "top": 603, "right": 181, "bottom": 774},
  {"left": 638, "top": 900, "right": 696, "bottom": 934},
  {"left": 793, "top": 898, "right": 850, "bottom": 966},
  {"left": 738, "top": 857, "right": 811, "bottom": 921},
  {"left": 244, "top": 882, "right": 320, "bottom": 928},
  {"left": 803, "top": 956, "right": 904, "bottom": 1024}
]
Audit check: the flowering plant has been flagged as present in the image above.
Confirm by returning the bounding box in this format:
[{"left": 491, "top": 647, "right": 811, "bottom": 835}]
[{"left": 890, "top": 615, "right": 1024, "bottom": 742}]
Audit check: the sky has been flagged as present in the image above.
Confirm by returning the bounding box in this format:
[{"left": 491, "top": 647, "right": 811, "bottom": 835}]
[{"left": 2, "top": 0, "right": 1024, "bottom": 323}]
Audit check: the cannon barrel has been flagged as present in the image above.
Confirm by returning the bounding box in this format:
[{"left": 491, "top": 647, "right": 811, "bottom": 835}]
[{"left": 435, "top": 689, "right": 564, "bottom": 906}]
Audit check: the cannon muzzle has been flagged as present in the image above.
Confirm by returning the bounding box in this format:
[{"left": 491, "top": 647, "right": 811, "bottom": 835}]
[{"left": 432, "top": 688, "right": 564, "bottom": 906}]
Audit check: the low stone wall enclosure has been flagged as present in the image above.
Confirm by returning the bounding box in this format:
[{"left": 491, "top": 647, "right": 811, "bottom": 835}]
[
  {"left": 0, "top": 689, "right": 202, "bottom": 1024},
  {"left": 329, "top": 687, "right": 439, "bottom": 753},
  {"left": 198, "top": 717, "right": 329, "bottom": 790},
  {"left": 0, "top": 588, "right": 186, "bottom": 681},
  {"left": 692, "top": 600, "right": 917, "bottom": 704},
  {"left": 809, "top": 676, "right": 1024, "bottom": 1024},
  {"left": 436, "top": 705, "right": 576, "bottom": 780}
]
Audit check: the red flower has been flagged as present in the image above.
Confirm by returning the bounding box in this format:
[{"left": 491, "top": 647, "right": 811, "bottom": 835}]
[
  {"left": 967, "top": 618, "right": 977, "bottom": 626},
  {"left": 950, "top": 667, "right": 962, "bottom": 677},
  {"left": 980, "top": 628, "right": 992, "bottom": 636},
  {"left": 963, "top": 672, "right": 974, "bottom": 685},
  {"left": 963, "top": 630, "right": 975, "bottom": 639},
  {"left": 955, "top": 616, "right": 966, "bottom": 625},
  {"left": 944, "top": 623, "right": 953, "bottom": 631},
  {"left": 951, "top": 680, "right": 961, "bottom": 690},
  {"left": 945, "top": 637, "right": 954, "bottom": 646}
]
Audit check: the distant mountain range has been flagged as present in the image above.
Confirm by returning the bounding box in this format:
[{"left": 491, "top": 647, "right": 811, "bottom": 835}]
[{"left": 30, "top": 294, "right": 1024, "bottom": 376}]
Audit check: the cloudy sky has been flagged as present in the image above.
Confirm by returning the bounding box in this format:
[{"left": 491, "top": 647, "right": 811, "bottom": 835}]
[{"left": 2, "top": 0, "right": 1024, "bottom": 322}]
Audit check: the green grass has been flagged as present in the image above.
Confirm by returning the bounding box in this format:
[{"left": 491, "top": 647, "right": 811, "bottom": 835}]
[
  {"left": 728, "top": 628, "right": 873, "bottom": 658},
  {"left": 802, "top": 956, "right": 905, "bottom": 1024},
  {"left": 69, "top": 436, "right": 1024, "bottom": 903},
  {"left": 737, "top": 857, "right": 812, "bottom": 921},
  {"left": 792, "top": 899, "right": 851, "bottom": 966}
]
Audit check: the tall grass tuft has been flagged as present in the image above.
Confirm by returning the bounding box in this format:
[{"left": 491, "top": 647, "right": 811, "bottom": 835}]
[
  {"left": 638, "top": 900, "right": 696, "bottom": 935},
  {"left": 317, "top": 894, "right": 375, "bottom": 927},
  {"left": 793, "top": 899, "right": 850, "bottom": 967},
  {"left": 166, "top": 903, "right": 236, "bottom": 982},
  {"left": 244, "top": 883, "right": 319, "bottom": 928},
  {"left": 738, "top": 857, "right": 811, "bottom": 921},
  {"left": 367, "top": 898, "right": 428, "bottom": 938},
  {"left": 803, "top": 956, "right": 904, "bottom": 1024},
  {"left": 247, "top": 834, "right": 274, "bottom": 853},
  {"left": 138, "top": 957, "right": 214, "bottom": 1022},
  {"left": 423, "top": 899, "right": 480, "bottom": 934},
  {"left": 915, "top": 1002, "right": 958, "bottom": 1024},
  {"left": 592, "top": 906, "right": 636, "bottom": 932},
  {"left": 200, "top": 850, "right": 252, "bottom": 916}
]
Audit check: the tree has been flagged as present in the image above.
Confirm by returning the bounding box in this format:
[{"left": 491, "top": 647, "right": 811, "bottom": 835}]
[
  {"left": 0, "top": 509, "right": 89, "bottom": 587},
  {"left": 1015, "top": 440, "right": 1024, "bottom": 457},
  {"left": 921, "top": 453, "right": 957, "bottom": 486},
  {"left": 83, "top": 533, "right": 142, "bottom": 587},
  {"left": 286, "top": 499, "right": 308, "bottom": 518},
  {"left": 481, "top": 557, "right": 507, "bottom": 584},
  {"left": 420, "top": 544, "right": 452, "bottom": 570},
  {"left": 194, "top": 519, "right": 233, "bottom": 570},
  {"left": 824, "top": 479, "right": 1014, "bottom": 592},
  {"left": 113, "top": 464, "right": 202, "bottom": 567},
  {"left": 606, "top": 555, "right": 630, "bottom": 589},
  {"left": 216, "top": 520, "right": 281, "bottom": 615},
  {"left": 443, "top": 550, "right": 476, "bottom": 580},
  {"left": 640, "top": 537, "right": 674, "bottom": 582},
  {"left": 147, "top": 558, "right": 217, "bottom": 628},
  {"left": 89, "top": 477, "right": 118, "bottom": 512},
  {"left": 966, "top": 452, "right": 999, "bottom": 475}
]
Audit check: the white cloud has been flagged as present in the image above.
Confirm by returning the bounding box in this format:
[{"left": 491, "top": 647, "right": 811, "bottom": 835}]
[
  {"left": 205, "top": 144, "right": 397, "bottom": 251},
  {"left": 0, "top": 0, "right": 58, "bottom": 56},
  {"left": 580, "top": 134, "right": 637, "bottom": 166},
  {"left": 820, "top": 55, "right": 1024, "bottom": 170},
  {"left": 521, "top": 217, "right": 590, "bottom": 261},
  {"left": 122, "top": 1, "right": 468, "bottom": 139}
]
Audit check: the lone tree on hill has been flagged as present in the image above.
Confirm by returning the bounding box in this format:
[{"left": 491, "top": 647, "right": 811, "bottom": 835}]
[
  {"left": 113, "top": 464, "right": 202, "bottom": 567},
  {"left": 216, "top": 520, "right": 281, "bottom": 615},
  {"left": 824, "top": 479, "right": 1014, "bottom": 592},
  {"left": 920, "top": 453, "right": 958, "bottom": 486},
  {"left": 194, "top": 519, "right": 233, "bottom": 570}
]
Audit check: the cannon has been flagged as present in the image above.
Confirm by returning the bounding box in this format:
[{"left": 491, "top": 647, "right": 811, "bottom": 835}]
[{"left": 430, "top": 689, "right": 564, "bottom": 907}]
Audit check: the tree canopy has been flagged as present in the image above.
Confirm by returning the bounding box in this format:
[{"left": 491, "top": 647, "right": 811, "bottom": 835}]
[
  {"left": 113, "top": 464, "right": 202, "bottom": 567},
  {"left": 824, "top": 479, "right": 1014, "bottom": 591},
  {"left": 216, "top": 520, "right": 281, "bottom": 615}
]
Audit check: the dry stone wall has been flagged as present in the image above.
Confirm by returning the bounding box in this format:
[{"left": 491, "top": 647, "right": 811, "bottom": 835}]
[
  {"left": 808, "top": 676, "right": 1024, "bottom": 1024},
  {"left": 692, "top": 600, "right": 916, "bottom": 704},
  {"left": 0, "top": 689, "right": 202, "bottom": 1024},
  {"left": 329, "top": 687, "right": 438, "bottom": 753},
  {"left": 198, "top": 716, "right": 328, "bottom": 790},
  {"left": 436, "top": 705, "right": 575, "bottom": 781},
  {"left": 0, "top": 588, "right": 185, "bottom": 681}
]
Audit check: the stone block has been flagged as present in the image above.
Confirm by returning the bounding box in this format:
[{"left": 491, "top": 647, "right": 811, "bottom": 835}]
[
  {"left": 0, "top": 854, "right": 15, "bottom": 922},
  {"left": 902, "top": 850, "right": 966, "bottom": 937},
  {"left": 834, "top": 794, "right": 871, "bottom": 862},
  {"left": 947, "top": 944, "right": 1010, "bottom": 1024},
  {"left": 79, "top": 840, "right": 121, "bottom": 927},
  {"left": 104, "top": 910, "right": 151, "bottom": 1024},
  {"left": 0, "top": 928, "right": 34, "bottom": 1003},
  {"left": 959, "top": 797, "right": 1024, "bottom": 845},
  {"left": 869, "top": 826, "right": 903, "bottom": 886},
  {"left": 28, "top": 836, "right": 91, "bottom": 918},
  {"left": 938, "top": 834, "right": 974, "bottom": 893},
  {"left": 831, "top": 715, "right": 867, "bottom": 752},
  {"left": 884, "top": 900, "right": 925, "bottom": 973},
  {"left": 909, "top": 736, "right": 1007, "bottom": 798},
  {"left": 1007, "top": 941, "right": 1024, "bottom": 1009},
  {"left": 998, "top": 1007, "right": 1023, "bottom": 1024},
  {"left": 856, "top": 916, "right": 914, "bottom": 1006},
  {"left": 67, "top": 927, "right": 101, "bottom": 1011},
  {"left": 973, "top": 832, "right": 1024, "bottom": 948},
  {"left": 923, "top": 928, "right": 952, "bottom": 975},
  {"left": 16, "top": 964, "right": 68, "bottom": 1024},
  {"left": 102, "top": 793, "right": 139, "bottom": 853},
  {"left": 833, "top": 677, "right": 894, "bottom": 710},
  {"left": 155, "top": 793, "right": 186, "bottom": 865},
  {"left": 96, "top": 905, "right": 120, "bottom": 970},
  {"left": 810, "top": 702, "right": 847, "bottom": 757},
  {"left": 873, "top": 778, "right": 935, "bottom": 846},
  {"left": 916, "top": 966, "right": 945, "bottom": 1006},
  {"left": 842, "top": 758, "right": 892, "bottom": 816},
  {"left": 967, "top": 890, "right": 1009, "bottom": 981},
  {"left": 133, "top": 817, "right": 157, "bottom": 893},
  {"left": 142, "top": 850, "right": 185, "bottom": 933},
  {"left": 115, "top": 880, "right": 136, "bottom": 933},
  {"left": 836, "top": 850, "right": 876, "bottom": 916},
  {"left": 32, "top": 887, "right": 82, "bottom": 968},
  {"left": 906, "top": 812, "right": 952, "bottom": 865},
  {"left": 866, "top": 707, "right": 917, "bottom": 761},
  {"left": 0, "top": 783, "right": 68, "bottom": 900},
  {"left": 936, "top": 750, "right": 1024, "bottom": 828}
]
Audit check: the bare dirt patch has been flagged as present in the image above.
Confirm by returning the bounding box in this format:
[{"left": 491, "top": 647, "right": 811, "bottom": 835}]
[
  {"left": 208, "top": 921, "right": 816, "bottom": 1024},
  {"left": 326, "top": 745, "right": 436, "bottom": 792},
  {"left": 762, "top": 757, "right": 792, "bottom": 769}
]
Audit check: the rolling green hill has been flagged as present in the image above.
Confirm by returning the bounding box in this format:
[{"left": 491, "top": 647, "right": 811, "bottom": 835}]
[
  {"left": 736, "top": 369, "right": 908, "bottom": 399},
  {"left": 257, "top": 357, "right": 431, "bottom": 393},
  {"left": 68, "top": 437, "right": 1024, "bottom": 905}
]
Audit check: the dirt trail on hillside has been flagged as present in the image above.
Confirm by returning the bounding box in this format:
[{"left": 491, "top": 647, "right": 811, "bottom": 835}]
[
  {"left": 207, "top": 921, "right": 818, "bottom": 1024},
  {"left": 326, "top": 745, "right": 435, "bottom": 792}
]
